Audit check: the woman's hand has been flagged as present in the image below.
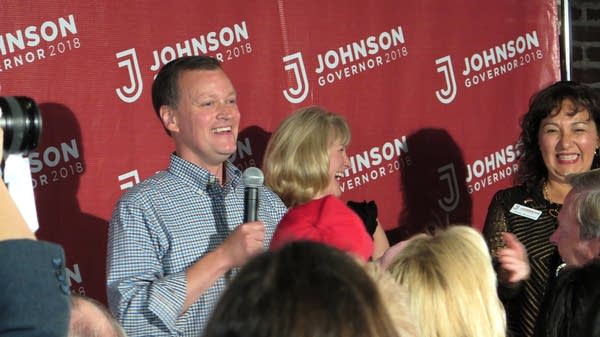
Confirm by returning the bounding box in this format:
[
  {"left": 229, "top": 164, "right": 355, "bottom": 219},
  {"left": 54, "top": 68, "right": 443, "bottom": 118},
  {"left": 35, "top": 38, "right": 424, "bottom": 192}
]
[{"left": 497, "top": 232, "right": 530, "bottom": 284}]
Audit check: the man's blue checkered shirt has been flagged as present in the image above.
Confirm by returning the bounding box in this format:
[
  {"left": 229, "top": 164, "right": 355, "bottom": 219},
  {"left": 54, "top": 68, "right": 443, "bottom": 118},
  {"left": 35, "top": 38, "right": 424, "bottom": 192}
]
[{"left": 106, "top": 154, "right": 286, "bottom": 337}]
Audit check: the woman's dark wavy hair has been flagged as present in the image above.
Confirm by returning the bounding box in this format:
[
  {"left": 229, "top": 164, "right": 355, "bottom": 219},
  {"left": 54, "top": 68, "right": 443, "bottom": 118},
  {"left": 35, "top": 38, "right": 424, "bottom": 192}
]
[{"left": 516, "top": 81, "right": 600, "bottom": 192}]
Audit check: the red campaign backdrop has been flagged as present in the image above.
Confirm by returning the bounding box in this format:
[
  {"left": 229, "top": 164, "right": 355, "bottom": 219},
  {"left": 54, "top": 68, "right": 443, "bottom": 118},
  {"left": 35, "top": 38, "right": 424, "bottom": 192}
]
[{"left": 0, "top": 1, "right": 559, "bottom": 304}]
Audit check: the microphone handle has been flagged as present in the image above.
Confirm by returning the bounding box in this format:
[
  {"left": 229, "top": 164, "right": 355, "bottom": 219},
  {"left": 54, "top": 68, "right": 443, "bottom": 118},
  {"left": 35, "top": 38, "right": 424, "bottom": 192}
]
[{"left": 244, "top": 187, "right": 259, "bottom": 222}]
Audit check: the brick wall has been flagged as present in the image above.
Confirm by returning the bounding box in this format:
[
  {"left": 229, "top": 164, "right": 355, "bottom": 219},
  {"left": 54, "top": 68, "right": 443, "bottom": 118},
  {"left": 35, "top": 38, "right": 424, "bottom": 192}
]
[{"left": 570, "top": 0, "right": 600, "bottom": 87}]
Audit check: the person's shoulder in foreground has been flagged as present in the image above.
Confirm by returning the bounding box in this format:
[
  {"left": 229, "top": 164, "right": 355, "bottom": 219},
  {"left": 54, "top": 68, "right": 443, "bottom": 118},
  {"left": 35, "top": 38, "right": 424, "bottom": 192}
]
[
  {"left": 0, "top": 128, "right": 71, "bottom": 337},
  {"left": 0, "top": 239, "right": 70, "bottom": 337}
]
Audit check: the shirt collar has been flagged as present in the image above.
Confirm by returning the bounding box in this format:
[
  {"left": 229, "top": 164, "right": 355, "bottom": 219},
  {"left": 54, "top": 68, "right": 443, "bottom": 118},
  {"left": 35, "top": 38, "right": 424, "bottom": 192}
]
[{"left": 167, "top": 153, "right": 242, "bottom": 192}]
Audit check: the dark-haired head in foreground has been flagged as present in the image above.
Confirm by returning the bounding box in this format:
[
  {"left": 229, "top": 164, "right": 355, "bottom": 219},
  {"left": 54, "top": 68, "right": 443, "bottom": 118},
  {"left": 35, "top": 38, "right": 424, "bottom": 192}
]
[{"left": 203, "top": 241, "right": 402, "bottom": 337}]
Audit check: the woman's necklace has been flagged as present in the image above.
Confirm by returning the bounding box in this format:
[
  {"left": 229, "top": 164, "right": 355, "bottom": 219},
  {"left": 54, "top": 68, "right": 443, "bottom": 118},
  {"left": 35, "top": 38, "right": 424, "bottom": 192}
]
[
  {"left": 543, "top": 180, "right": 560, "bottom": 217},
  {"left": 543, "top": 180, "right": 553, "bottom": 203}
]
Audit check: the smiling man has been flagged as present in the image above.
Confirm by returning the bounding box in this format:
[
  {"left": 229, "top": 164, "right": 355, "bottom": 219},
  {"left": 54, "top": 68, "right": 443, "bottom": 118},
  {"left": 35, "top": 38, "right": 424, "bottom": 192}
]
[{"left": 106, "top": 56, "right": 287, "bottom": 337}]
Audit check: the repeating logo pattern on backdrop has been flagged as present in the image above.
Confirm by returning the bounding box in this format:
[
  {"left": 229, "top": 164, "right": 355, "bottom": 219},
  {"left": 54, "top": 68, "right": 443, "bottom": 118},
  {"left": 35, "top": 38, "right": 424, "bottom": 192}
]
[
  {"left": 466, "top": 142, "right": 521, "bottom": 194},
  {"left": 29, "top": 139, "right": 83, "bottom": 189},
  {"left": 283, "top": 25, "right": 409, "bottom": 104},
  {"left": 340, "top": 135, "right": 412, "bottom": 192},
  {"left": 115, "top": 49, "right": 143, "bottom": 103},
  {"left": 0, "top": 14, "right": 80, "bottom": 73},
  {"left": 435, "top": 30, "right": 544, "bottom": 104},
  {"left": 115, "top": 21, "right": 252, "bottom": 104}
]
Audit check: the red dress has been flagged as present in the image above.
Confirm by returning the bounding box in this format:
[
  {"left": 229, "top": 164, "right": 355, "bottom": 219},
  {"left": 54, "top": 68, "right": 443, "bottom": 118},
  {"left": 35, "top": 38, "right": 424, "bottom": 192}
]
[{"left": 270, "top": 195, "right": 374, "bottom": 261}]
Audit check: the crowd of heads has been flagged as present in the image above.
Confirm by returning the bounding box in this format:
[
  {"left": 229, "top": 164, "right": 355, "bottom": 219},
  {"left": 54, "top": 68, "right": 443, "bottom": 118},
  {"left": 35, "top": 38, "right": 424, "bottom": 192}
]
[
  {"left": 206, "top": 225, "right": 509, "bottom": 337},
  {"left": 203, "top": 241, "right": 405, "bottom": 337}
]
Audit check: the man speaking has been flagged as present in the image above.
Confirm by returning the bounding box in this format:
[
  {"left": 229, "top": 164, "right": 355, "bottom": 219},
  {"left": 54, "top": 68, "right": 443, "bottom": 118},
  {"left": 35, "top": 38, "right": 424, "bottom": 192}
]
[{"left": 106, "top": 56, "right": 286, "bottom": 337}]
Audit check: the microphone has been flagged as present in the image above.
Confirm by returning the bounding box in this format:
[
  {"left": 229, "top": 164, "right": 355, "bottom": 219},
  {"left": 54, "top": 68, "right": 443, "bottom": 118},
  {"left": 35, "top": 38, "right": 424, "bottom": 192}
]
[{"left": 242, "top": 167, "right": 264, "bottom": 222}]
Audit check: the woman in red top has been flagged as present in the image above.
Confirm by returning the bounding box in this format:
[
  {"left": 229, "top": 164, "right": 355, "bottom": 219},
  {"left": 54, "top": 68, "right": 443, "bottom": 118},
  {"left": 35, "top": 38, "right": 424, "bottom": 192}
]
[{"left": 263, "top": 106, "right": 389, "bottom": 260}]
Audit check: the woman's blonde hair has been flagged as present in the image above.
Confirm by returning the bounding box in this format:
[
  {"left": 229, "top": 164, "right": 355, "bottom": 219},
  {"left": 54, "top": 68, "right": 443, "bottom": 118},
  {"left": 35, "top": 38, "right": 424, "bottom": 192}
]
[
  {"left": 364, "top": 262, "right": 418, "bottom": 337},
  {"left": 263, "top": 106, "right": 350, "bottom": 207},
  {"left": 388, "top": 225, "right": 506, "bottom": 337}
]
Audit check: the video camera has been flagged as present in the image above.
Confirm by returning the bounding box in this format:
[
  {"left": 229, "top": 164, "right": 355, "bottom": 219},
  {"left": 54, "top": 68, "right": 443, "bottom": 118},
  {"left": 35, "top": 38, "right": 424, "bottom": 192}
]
[
  {"left": 0, "top": 96, "right": 42, "bottom": 232},
  {"left": 0, "top": 96, "right": 42, "bottom": 157}
]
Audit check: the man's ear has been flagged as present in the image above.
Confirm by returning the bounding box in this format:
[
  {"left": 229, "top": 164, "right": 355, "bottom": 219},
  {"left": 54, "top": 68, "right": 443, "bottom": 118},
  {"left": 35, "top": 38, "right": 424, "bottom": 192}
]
[{"left": 160, "top": 106, "right": 178, "bottom": 133}]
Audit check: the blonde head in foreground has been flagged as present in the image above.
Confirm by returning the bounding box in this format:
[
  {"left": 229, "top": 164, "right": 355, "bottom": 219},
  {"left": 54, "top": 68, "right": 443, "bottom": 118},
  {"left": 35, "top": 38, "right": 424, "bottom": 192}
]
[{"left": 388, "top": 225, "right": 506, "bottom": 337}]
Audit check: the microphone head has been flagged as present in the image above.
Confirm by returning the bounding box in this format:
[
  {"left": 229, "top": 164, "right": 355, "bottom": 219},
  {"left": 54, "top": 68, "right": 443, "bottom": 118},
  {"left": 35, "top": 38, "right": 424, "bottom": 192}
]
[{"left": 242, "top": 167, "right": 264, "bottom": 188}]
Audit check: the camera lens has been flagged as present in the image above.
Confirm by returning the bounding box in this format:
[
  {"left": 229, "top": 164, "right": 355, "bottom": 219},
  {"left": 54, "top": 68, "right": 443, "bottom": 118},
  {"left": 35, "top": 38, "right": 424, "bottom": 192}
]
[{"left": 0, "top": 96, "right": 42, "bottom": 155}]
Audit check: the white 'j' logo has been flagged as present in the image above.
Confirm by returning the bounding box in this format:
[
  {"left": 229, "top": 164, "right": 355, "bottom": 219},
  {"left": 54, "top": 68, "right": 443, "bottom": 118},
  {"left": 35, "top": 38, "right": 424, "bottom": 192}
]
[
  {"left": 118, "top": 169, "right": 140, "bottom": 190},
  {"left": 434, "top": 55, "right": 457, "bottom": 105},
  {"left": 282, "top": 52, "right": 309, "bottom": 104},
  {"left": 115, "top": 48, "right": 143, "bottom": 103}
]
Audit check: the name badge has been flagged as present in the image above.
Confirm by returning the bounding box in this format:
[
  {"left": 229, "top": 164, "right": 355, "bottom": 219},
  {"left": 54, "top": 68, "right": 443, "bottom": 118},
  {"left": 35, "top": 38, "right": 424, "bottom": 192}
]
[{"left": 510, "top": 203, "right": 542, "bottom": 221}]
